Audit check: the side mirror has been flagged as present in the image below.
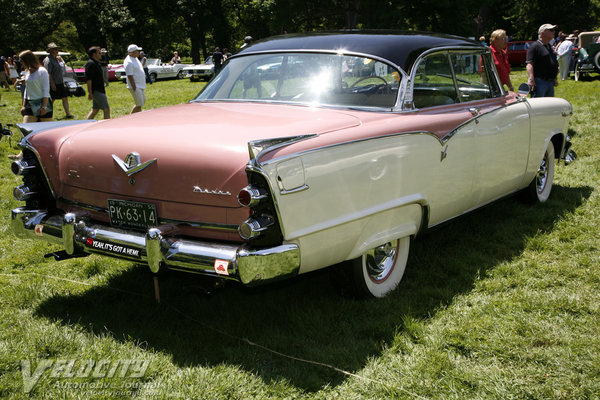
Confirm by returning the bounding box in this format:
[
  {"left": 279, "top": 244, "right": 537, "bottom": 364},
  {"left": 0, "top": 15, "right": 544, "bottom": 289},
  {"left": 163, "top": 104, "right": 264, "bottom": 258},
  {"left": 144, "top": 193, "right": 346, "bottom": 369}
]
[{"left": 518, "top": 82, "right": 530, "bottom": 95}]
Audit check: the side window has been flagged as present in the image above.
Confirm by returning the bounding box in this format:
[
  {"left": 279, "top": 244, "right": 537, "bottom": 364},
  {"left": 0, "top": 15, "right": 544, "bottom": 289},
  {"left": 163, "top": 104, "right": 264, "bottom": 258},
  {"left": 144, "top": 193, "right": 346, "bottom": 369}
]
[
  {"left": 478, "top": 52, "right": 503, "bottom": 98},
  {"left": 450, "top": 52, "right": 502, "bottom": 101},
  {"left": 413, "top": 53, "right": 458, "bottom": 108}
]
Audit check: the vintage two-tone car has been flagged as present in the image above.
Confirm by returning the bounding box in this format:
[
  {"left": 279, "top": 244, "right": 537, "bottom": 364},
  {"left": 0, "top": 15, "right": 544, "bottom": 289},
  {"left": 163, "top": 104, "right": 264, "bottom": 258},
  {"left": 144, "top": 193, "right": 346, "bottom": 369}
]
[
  {"left": 182, "top": 56, "right": 214, "bottom": 81},
  {"left": 10, "top": 32, "right": 575, "bottom": 298},
  {"left": 114, "top": 58, "right": 190, "bottom": 82}
]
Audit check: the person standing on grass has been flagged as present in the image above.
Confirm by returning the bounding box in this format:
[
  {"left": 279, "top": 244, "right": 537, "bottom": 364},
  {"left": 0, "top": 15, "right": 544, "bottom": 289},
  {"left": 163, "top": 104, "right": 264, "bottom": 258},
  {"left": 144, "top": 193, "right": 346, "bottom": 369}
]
[
  {"left": 85, "top": 46, "right": 110, "bottom": 119},
  {"left": 43, "top": 42, "right": 74, "bottom": 119},
  {"left": 490, "top": 29, "right": 514, "bottom": 92},
  {"left": 100, "top": 48, "right": 109, "bottom": 86},
  {"left": 19, "top": 50, "right": 53, "bottom": 123},
  {"left": 123, "top": 44, "right": 146, "bottom": 113},
  {"left": 526, "top": 24, "right": 559, "bottom": 97},
  {"left": 212, "top": 47, "right": 224, "bottom": 74},
  {"left": 557, "top": 34, "right": 575, "bottom": 81}
]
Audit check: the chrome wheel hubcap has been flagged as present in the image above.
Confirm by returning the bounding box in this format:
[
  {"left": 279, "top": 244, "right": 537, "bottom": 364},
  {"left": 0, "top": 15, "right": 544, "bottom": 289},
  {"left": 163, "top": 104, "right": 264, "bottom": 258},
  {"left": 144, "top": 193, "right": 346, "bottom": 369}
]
[
  {"left": 536, "top": 154, "right": 548, "bottom": 194},
  {"left": 365, "top": 241, "right": 398, "bottom": 283}
]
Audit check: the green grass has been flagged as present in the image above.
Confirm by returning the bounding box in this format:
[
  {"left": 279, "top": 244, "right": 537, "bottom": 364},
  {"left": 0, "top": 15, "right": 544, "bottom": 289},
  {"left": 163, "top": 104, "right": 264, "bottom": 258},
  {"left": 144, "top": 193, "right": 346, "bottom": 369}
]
[{"left": 1, "top": 69, "right": 599, "bottom": 399}]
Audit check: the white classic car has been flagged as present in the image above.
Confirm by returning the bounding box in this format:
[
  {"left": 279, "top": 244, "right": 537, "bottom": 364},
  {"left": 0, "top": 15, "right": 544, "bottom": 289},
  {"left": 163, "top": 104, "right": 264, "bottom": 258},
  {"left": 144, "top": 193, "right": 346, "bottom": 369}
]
[
  {"left": 114, "top": 58, "right": 191, "bottom": 82},
  {"left": 10, "top": 32, "right": 576, "bottom": 299},
  {"left": 182, "top": 56, "right": 214, "bottom": 81}
]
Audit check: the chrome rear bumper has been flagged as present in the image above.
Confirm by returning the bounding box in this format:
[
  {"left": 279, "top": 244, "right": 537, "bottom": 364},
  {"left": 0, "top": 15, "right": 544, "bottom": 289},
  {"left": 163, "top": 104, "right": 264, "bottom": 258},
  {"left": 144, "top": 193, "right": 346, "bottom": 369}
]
[{"left": 11, "top": 208, "right": 300, "bottom": 286}]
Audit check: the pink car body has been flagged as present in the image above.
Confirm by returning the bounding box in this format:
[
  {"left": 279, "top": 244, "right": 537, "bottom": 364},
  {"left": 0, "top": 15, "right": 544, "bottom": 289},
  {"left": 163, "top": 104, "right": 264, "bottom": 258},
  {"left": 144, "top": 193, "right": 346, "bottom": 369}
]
[
  {"left": 10, "top": 32, "right": 575, "bottom": 298},
  {"left": 74, "top": 64, "right": 122, "bottom": 82}
]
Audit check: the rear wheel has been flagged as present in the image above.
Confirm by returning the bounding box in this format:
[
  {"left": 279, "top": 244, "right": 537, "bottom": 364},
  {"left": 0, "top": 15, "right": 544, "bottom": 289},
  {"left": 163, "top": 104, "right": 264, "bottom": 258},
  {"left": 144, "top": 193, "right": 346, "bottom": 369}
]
[
  {"left": 524, "top": 142, "right": 555, "bottom": 203},
  {"left": 340, "top": 237, "right": 410, "bottom": 298},
  {"left": 594, "top": 52, "right": 600, "bottom": 72}
]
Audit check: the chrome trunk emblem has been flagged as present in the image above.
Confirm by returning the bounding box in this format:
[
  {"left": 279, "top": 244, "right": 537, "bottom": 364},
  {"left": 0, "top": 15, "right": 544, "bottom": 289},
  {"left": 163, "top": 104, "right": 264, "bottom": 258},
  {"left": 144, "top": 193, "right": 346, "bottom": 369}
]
[{"left": 112, "top": 152, "right": 157, "bottom": 176}]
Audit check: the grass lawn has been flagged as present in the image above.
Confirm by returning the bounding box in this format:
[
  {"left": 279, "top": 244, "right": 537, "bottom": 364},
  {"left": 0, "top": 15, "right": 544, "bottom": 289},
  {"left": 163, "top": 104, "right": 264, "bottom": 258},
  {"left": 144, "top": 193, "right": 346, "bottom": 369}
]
[{"left": 0, "top": 69, "right": 599, "bottom": 399}]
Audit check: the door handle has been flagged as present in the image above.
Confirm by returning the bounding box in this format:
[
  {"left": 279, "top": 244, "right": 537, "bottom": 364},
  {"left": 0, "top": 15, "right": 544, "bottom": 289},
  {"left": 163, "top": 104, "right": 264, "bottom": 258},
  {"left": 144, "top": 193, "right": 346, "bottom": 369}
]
[{"left": 469, "top": 107, "right": 481, "bottom": 116}]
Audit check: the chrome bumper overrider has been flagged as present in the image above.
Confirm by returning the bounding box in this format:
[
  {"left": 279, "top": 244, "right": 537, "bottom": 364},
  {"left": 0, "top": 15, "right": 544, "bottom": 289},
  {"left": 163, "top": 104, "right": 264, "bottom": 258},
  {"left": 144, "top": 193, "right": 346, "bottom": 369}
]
[{"left": 11, "top": 208, "right": 300, "bottom": 286}]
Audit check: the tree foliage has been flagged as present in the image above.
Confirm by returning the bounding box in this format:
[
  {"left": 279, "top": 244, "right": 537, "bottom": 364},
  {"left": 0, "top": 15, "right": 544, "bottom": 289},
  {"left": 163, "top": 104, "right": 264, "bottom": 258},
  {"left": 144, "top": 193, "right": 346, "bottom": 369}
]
[{"left": 1, "top": 0, "right": 599, "bottom": 60}]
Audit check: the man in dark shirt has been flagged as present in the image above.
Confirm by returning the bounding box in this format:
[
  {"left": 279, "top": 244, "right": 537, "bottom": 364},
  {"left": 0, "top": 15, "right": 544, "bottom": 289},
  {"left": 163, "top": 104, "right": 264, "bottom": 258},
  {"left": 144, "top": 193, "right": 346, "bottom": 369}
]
[
  {"left": 85, "top": 46, "right": 110, "bottom": 119},
  {"left": 212, "top": 47, "right": 224, "bottom": 74},
  {"left": 526, "top": 23, "right": 559, "bottom": 97},
  {"left": 44, "top": 42, "right": 74, "bottom": 118}
]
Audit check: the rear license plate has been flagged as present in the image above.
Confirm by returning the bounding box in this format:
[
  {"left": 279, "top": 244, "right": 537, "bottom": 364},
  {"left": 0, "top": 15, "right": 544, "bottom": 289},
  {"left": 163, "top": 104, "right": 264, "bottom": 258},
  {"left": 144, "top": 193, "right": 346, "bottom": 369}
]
[{"left": 108, "top": 199, "right": 157, "bottom": 229}]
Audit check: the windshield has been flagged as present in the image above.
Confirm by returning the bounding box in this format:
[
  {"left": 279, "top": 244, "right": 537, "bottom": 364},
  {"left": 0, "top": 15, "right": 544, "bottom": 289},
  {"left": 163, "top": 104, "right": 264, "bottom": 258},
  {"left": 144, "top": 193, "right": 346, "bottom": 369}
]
[{"left": 194, "top": 53, "right": 402, "bottom": 109}]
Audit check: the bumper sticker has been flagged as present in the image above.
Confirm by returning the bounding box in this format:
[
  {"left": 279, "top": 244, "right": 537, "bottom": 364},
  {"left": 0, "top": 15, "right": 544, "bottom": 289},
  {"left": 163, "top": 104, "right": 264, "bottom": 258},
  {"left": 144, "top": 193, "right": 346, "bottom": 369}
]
[
  {"left": 214, "top": 260, "right": 229, "bottom": 275},
  {"left": 86, "top": 238, "right": 141, "bottom": 258}
]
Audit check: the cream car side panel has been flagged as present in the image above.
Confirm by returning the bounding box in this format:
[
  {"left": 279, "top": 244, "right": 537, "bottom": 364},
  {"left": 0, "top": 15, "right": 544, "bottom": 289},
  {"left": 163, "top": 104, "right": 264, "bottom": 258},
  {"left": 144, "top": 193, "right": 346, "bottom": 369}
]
[
  {"left": 472, "top": 101, "right": 530, "bottom": 204},
  {"left": 262, "top": 130, "right": 477, "bottom": 273}
]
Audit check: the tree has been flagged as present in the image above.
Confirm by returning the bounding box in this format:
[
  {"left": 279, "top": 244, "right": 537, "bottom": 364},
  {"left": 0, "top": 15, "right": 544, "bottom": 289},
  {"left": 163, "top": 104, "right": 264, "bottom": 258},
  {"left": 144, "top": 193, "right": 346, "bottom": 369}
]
[{"left": 1, "top": 0, "right": 68, "bottom": 55}]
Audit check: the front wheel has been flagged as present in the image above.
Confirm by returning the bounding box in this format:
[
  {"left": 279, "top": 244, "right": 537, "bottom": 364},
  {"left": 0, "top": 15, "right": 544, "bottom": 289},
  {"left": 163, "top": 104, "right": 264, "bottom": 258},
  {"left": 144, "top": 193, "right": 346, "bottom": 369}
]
[
  {"left": 149, "top": 73, "right": 157, "bottom": 83},
  {"left": 341, "top": 237, "right": 410, "bottom": 298},
  {"left": 574, "top": 62, "right": 581, "bottom": 81},
  {"left": 177, "top": 70, "right": 184, "bottom": 79},
  {"left": 524, "top": 141, "right": 555, "bottom": 203}
]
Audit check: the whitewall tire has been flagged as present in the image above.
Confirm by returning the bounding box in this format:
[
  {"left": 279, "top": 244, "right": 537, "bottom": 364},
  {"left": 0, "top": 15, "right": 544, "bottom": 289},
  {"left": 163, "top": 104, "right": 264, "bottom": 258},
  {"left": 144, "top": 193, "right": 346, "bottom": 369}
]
[
  {"left": 525, "top": 141, "right": 555, "bottom": 203},
  {"left": 348, "top": 237, "right": 410, "bottom": 298}
]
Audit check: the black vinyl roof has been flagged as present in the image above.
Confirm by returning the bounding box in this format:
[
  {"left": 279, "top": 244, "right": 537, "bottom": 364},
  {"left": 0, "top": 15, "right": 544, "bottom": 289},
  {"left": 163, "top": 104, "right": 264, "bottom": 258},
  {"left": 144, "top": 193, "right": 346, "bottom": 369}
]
[{"left": 235, "top": 31, "right": 484, "bottom": 72}]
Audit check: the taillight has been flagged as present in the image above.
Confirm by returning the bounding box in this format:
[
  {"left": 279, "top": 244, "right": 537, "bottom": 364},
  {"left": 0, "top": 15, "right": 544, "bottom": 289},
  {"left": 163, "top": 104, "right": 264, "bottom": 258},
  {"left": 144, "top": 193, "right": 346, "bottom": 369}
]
[
  {"left": 237, "top": 185, "right": 267, "bottom": 207},
  {"left": 11, "top": 158, "right": 37, "bottom": 176},
  {"left": 13, "top": 184, "right": 38, "bottom": 201},
  {"left": 238, "top": 215, "right": 274, "bottom": 239}
]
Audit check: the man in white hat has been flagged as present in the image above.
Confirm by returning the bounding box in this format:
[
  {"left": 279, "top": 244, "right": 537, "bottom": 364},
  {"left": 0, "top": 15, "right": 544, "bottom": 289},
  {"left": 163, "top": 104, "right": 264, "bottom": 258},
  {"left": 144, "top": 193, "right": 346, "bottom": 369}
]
[
  {"left": 123, "top": 44, "right": 146, "bottom": 113},
  {"left": 556, "top": 34, "right": 575, "bottom": 81},
  {"left": 44, "top": 42, "right": 74, "bottom": 118},
  {"left": 526, "top": 24, "right": 559, "bottom": 97}
]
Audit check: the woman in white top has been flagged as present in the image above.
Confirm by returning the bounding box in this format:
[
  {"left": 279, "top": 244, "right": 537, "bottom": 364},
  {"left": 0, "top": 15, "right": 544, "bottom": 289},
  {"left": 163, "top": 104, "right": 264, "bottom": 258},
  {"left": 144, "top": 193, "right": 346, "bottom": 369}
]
[{"left": 19, "top": 50, "right": 53, "bottom": 122}]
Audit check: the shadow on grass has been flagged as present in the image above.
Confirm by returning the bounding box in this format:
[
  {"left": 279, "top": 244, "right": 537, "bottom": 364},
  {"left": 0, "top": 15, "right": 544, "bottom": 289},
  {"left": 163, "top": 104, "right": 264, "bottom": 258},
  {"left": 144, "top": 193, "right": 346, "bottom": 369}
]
[{"left": 34, "top": 184, "right": 592, "bottom": 391}]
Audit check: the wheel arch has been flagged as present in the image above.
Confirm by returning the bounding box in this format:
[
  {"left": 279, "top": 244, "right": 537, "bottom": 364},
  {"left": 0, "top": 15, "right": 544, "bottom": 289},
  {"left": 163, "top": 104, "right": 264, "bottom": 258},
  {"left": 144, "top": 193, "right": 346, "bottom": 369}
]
[
  {"left": 550, "top": 131, "right": 565, "bottom": 160},
  {"left": 344, "top": 198, "right": 429, "bottom": 261}
]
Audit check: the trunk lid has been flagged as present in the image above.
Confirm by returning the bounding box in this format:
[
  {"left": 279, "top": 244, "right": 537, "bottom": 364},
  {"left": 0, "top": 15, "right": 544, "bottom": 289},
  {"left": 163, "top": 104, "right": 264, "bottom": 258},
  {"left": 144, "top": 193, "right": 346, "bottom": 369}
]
[{"left": 54, "top": 102, "right": 361, "bottom": 207}]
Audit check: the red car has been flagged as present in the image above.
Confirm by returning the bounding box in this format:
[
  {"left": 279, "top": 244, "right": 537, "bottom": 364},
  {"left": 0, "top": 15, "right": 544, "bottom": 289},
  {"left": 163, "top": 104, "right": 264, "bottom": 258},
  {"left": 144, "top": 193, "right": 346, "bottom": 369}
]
[
  {"left": 74, "top": 64, "right": 122, "bottom": 82},
  {"left": 507, "top": 41, "right": 536, "bottom": 65}
]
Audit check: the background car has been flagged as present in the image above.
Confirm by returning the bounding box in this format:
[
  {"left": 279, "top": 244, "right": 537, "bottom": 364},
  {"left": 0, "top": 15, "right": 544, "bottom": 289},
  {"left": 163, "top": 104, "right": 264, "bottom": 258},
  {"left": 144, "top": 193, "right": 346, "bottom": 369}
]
[
  {"left": 10, "top": 32, "right": 575, "bottom": 299},
  {"left": 507, "top": 40, "right": 536, "bottom": 65},
  {"left": 506, "top": 40, "right": 535, "bottom": 65},
  {"left": 74, "top": 64, "right": 122, "bottom": 82},
  {"left": 572, "top": 31, "right": 600, "bottom": 81},
  {"left": 32, "top": 51, "right": 85, "bottom": 97},
  {"left": 183, "top": 56, "right": 214, "bottom": 81},
  {"left": 115, "top": 58, "right": 190, "bottom": 83}
]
